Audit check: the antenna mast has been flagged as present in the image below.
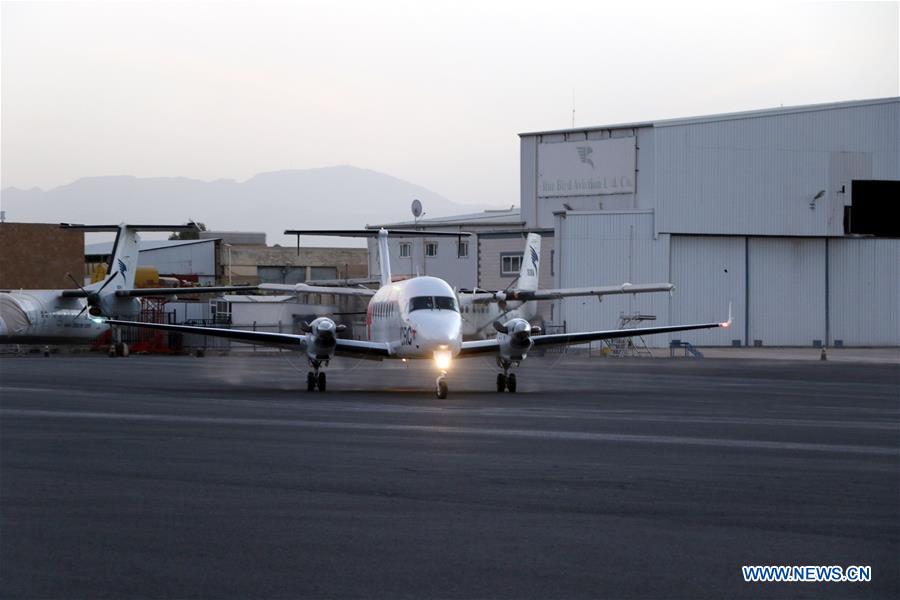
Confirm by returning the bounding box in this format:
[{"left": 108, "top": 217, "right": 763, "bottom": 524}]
[{"left": 571, "top": 88, "right": 575, "bottom": 128}]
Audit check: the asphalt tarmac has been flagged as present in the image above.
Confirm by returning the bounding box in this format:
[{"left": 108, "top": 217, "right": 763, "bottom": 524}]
[{"left": 1, "top": 354, "right": 898, "bottom": 599}]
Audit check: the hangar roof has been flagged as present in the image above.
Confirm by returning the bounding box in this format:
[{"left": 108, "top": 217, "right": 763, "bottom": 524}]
[
  {"left": 370, "top": 207, "right": 522, "bottom": 228},
  {"left": 518, "top": 96, "right": 899, "bottom": 137}
]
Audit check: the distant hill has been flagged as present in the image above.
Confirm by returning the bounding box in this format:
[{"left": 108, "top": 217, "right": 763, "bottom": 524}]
[{"left": 0, "top": 166, "right": 496, "bottom": 246}]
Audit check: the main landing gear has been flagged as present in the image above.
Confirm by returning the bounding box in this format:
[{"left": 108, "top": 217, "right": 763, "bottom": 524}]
[
  {"left": 306, "top": 360, "right": 327, "bottom": 392},
  {"left": 108, "top": 327, "right": 129, "bottom": 358},
  {"left": 435, "top": 372, "right": 449, "bottom": 399},
  {"left": 496, "top": 359, "right": 518, "bottom": 393}
]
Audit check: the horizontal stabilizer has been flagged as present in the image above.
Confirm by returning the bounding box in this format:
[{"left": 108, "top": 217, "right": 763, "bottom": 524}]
[{"left": 60, "top": 223, "right": 200, "bottom": 232}]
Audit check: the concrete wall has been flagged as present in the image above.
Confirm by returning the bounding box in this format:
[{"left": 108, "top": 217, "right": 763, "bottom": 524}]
[
  {"left": 0, "top": 223, "right": 84, "bottom": 290},
  {"left": 224, "top": 245, "right": 368, "bottom": 285},
  {"left": 369, "top": 236, "right": 476, "bottom": 287}
]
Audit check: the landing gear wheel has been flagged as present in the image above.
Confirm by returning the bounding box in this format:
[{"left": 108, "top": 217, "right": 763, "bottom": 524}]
[
  {"left": 307, "top": 372, "right": 316, "bottom": 392},
  {"left": 496, "top": 373, "right": 506, "bottom": 392},
  {"left": 317, "top": 372, "right": 327, "bottom": 392},
  {"left": 436, "top": 379, "right": 448, "bottom": 399},
  {"left": 506, "top": 373, "right": 517, "bottom": 393}
]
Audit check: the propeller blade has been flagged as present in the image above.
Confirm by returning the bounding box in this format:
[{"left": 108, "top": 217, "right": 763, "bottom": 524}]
[
  {"left": 95, "top": 271, "right": 121, "bottom": 294},
  {"left": 66, "top": 273, "right": 89, "bottom": 295},
  {"left": 73, "top": 305, "right": 88, "bottom": 321}
]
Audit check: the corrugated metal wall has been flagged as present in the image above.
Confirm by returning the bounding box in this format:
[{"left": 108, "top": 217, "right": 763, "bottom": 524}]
[
  {"left": 828, "top": 238, "right": 900, "bottom": 346},
  {"left": 556, "top": 212, "right": 672, "bottom": 343},
  {"left": 670, "top": 236, "right": 746, "bottom": 346},
  {"left": 747, "top": 237, "right": 826, "bottom": 346},
  {"left": 140, "top": 242, "right": 217, "bottom": 284},
  {"left": 654, "top": 100, "right": 899, "bottom": 236}
]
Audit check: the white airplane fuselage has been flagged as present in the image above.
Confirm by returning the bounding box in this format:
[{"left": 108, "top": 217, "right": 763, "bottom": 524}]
[
  {"left": 459, "top": 297, "right": 537, "bottom": 339},
  {"left": 0, "top": 290, "right": 114, "bottom": 344},
  {"left": 366, "top": 275, "right": 462, "bottom": 360}
]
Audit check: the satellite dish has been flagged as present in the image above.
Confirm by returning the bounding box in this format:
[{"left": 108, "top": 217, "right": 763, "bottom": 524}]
[{"left": 411, "top": 199, "right": 423, "bottom": 219}]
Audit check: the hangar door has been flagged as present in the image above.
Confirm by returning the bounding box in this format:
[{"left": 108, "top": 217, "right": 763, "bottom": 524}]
[
  {"left": 670, "top": 236, "right": 746, "bottom": 346},
  {"left": 748, "top": 238, "right": 826, "bottom": 346}
]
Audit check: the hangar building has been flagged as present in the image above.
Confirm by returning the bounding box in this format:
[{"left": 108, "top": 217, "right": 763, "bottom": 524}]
[
  {"left": 372, "top": 98, "right": 898, "bottom": 347},
  {"left": 519, "top": 97, "right": 899, "bottom": 347}
]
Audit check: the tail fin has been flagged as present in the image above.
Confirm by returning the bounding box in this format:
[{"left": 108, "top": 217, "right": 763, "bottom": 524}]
[
  {"left": 83, "top": 224, "right": 139, "bottom": 293},
  {"left": 515, "top": 233, "right": 541, "bottom": 292},
  {"left": 377, "top": 229, "right": 392, "bottom": 288},
  {"left": 61, "top": 222, "right": 198, "bottom": 294}
]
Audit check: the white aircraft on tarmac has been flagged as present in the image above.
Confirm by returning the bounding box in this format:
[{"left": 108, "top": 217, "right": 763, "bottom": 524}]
[
  {"left": 106, "top": 229, "right": 731, "bottom": 398},
  {"left": 256, "top": 232, "right": 673, "bottom": 340},
  {"left": 456, "top": 233, "right": 673, "bottom": 339},
  {"left": 0, "top": 223, "right": 252, "bottom": 355}
]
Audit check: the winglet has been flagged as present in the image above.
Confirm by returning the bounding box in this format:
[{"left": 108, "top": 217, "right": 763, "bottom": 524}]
[{"left": 720, "top": 302, "right": 733, "bottom": 328}]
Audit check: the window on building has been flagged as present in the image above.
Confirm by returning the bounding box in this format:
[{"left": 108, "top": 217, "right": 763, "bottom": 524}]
[
  {"left": 399, "top": 242, "right": 411, "bottom": 258},
  {"left": 550, "top": 249, "right": 555, "bottom": 276},
  {"left": 258, "top": 266, "right": 306, "bottom": 284},
  {"left": 457, "top": 240, "right": 468, "bottom": 258},
  {"left": 425, "top": 242, "right": 438, "bottom": 257},
  {"left": 310, "top": 266, "right": 338, "bottom": 281},
  {"left": 501, "top": 254, "right": 522, "bottom": 276}
]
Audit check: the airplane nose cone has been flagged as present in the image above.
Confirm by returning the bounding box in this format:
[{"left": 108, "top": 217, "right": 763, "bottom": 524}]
[{"left": 409, "top": 312, "right": 462, "bottom": 354}]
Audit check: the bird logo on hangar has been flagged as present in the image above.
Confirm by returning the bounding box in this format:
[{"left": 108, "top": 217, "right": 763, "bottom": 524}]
[{"left": 576, "top": 146, "right": 594, "bottom": 168}]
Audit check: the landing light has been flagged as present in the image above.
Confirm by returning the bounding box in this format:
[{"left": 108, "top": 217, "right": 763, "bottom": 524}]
[{"left": 433, "top": 350, "right": 452, "bottom": 371}]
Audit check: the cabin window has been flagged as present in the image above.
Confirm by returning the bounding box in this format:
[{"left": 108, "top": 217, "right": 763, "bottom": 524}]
[
  {"left": 425, "top": 242, "right": 438, "bottom": 257},
  {"left": 501, "top": 254, "right": 522, "bottom": 276},
  {"left": 399, "top": 243, "right": 411, "bottom": 258}
]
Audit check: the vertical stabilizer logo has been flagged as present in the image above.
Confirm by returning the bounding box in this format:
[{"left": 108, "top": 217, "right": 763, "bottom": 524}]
[
  {"left": 117, "top": 258, "right": 128, "bottom": 275},
  {"left": 529, "top": 246, "right": 539, "bottom": 270},
  {"left": 576, "top": 146, "right": 594, "bottom": 168}
]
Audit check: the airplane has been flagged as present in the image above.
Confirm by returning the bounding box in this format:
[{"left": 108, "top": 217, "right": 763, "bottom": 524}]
[
  {"left": 456, "top": 233, "right": 674, "bottom": 339},
  {"left": 104, "top": 228, "right": 732, "bottom": 398},
  {"left": 0, "top": 223, "right": 254, "bottom": 356},
  {"left": 255, "top": 233, "right": 673, "bottom": 340}
]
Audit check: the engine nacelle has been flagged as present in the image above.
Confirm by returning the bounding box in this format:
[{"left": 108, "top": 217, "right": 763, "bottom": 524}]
[
  {"left": 494, "top": 317, "right": 534, "bottom": 361},
  {"left": 305, "top": 317, "right": 345, "bottom": 361}
]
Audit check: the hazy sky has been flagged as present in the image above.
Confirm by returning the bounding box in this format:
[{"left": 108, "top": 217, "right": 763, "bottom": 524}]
[{"left": 2, "top": 1, "right": 897, "bottom": 206}]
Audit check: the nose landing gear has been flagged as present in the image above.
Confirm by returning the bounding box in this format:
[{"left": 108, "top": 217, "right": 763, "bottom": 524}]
[
  {"left": 307, "top": 359, "right": 328, "bottom": 392},
  {"left": 496, "top": 359, "right": 518, "bottom": 393},
  {"left": 436, "top": 371, "right": 449, "bottom": 399}
]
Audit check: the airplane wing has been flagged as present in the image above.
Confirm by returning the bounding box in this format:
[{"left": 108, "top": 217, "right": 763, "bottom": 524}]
[
  {"left": 114, "top": 285, "right": 258, "bottom": 297},
  {"left": 258, "top": 283, "right": 376, "bottom": 297},
  {"left": 458, "top": 308, "right": 732, "bottom": 357},
  {"left": 465, "top": 282, "right": 674, "bottom": 303},
  {"left": 104, "top": 319, "right": 392, "bottom": 359},
  {"left": 60, "top": 285, "right": 257, "bottom": 298}
]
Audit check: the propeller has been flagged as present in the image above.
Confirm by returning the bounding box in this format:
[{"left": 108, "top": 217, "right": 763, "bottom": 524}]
[{"left": 67, "top": 271, "right": 121, "bottom": 320}]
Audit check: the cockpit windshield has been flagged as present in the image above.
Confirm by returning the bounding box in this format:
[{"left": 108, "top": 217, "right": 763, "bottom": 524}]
[{"left": 408, "top": 296, "right": 459, "bottom": 313}]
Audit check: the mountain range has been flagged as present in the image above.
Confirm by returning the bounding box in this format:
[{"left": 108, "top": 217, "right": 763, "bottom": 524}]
[{"left": 1, "top": 166, "right": 498, "bottom": 246}]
